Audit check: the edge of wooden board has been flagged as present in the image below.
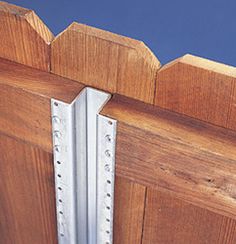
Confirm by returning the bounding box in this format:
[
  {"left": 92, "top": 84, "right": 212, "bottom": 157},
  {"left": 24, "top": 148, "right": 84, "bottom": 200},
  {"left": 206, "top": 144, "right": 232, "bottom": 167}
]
[
  {"left": 51, "top": 22, "right": 161, "bottom": 103},
  {"left": 101, "top": 94, "right": 236, "bottom": 220},
  {"left": 0, "top": 1, "right": 54, "bottom": 71},
  {"left": 155, "top": 54, "right": 236, "bottom": 130},
  {"left": 0, "top": 58, "right": 84, "bottom": 152}
]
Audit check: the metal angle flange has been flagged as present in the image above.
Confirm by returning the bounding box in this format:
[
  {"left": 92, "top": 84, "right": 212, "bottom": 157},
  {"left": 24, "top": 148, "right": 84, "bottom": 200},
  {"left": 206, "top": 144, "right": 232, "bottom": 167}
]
[{"left": 51, "top": 87, "right": 117, "bottom": 244}]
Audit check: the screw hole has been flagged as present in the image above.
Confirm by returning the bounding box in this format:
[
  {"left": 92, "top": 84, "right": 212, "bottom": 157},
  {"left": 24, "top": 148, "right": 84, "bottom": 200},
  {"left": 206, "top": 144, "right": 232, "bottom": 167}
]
[
  {"left": 57, "top": 161, "right": 61, "bottom": 164},
  {"left": 55, "top": 146, "right": 60, "bottom": 152},
  {"left": 106, "top": 230, "right": 110, "bottom": 234},
  {"left": 54, "top": 131, "right": 61, "bottom": 139},
  {"left": 60, "top": 233, "right": 64, "bottom": 237},
  {"left": 104, "top": 164, "right": 111, "bottom": 172},
  {"left": 59, "top": 199, "right": 62, "bottom": 203},
  {"left": 52, "top": 116, "right": 60, "bottom": 124},
  {"left": 106, "top": 218, "right": 110, "bottom": 222},
  {"left": 54, "top": 102, "right": 59, "bottom": 106},
  {"left": 105, "top": 150, "right": 111, "bottom": 157},
  {"left": 106, "top": 206, "right": 110, "bottom": 210},
  {"left": 107, "top": 193, "right": 111, "bottom": 197},
  {"left": 58, "top": 187, "right": 62, "bottom": 191},
  {"left": 105, "top": 135, "right": 112, "bottom": 142},
  {"left": 59, "top": 211, "right": 63, "bottom": 215},
  {"left": 107, "top": 180, "right": 111, "bottom": 184},
  {"left": 57, "top": 174, "right": 61, "bottom": 178}
]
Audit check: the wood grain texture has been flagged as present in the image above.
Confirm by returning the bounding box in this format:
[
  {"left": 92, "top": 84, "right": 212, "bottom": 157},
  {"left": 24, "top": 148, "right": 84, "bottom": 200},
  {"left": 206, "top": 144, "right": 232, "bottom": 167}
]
[
  {"left": 142, "top": 188, "right": 236, "bottom": 244},
  {"left": 155, "top": 54, "right": 236, "bottom": 130},
  {"left": 0, "top": 1, "right": 54, "bottom": 71},
  {"left": 0, "top": 133, "right": 57, "bottom": 244},
  {"left": 0, "top": 58, "right": 84, "bottom": 151},
  {"left": 51, "top": 22, "right": 161, "bottom": 103},
  {"left": 113, "top": 176, "right": 146, "bottom": 244},
  {"left": 102, "top": 95, "right": 236, "bottom": 220}
]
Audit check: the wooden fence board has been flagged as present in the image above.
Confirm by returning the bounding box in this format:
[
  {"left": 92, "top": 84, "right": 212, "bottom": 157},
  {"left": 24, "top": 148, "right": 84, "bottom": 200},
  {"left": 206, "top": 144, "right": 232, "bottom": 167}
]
[
  {"left": 0, "top": 1, "right": 53, "bottom": 71},
  {"left": 51, "top": 22, "right": 161, "bottom": 103},
  {"left": 114, "top": 176, "right": 146, "bottom": 244},
  {"left": 155, "top": 54, "right": 236, "bottom": 130},
  {"left": 142, "top": 188, "right": 236, "bottom": 244},
  {"left": 0, "top": 133, "right": 57, "bottom": 244}
]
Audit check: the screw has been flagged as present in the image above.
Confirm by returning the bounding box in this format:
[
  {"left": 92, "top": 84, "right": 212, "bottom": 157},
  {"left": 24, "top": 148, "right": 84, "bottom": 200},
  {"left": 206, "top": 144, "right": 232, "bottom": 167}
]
[
  {"left": 105, "top": 135, "right": 112, "bottom": 143},
  {"left": 105, "top": 150, "right": 111, "bottom": 158},
  {"left": 52, "top": 116, "right": 61, "bottom": 124},
  {"left": 54, "top": 131, "right": 62, "bottom": 139},
  {"left": 104, "top": 164, "right": 111, "bottom": 172},
  {"left": 55, "top": 145, "right": 60, "bottom": 152}
]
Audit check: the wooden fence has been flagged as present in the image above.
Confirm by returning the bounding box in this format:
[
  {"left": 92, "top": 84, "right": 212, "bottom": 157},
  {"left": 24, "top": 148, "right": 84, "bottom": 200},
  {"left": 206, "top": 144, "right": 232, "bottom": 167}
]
[{"left": 0, "top": 1, "right": 236, "bottom": 243}]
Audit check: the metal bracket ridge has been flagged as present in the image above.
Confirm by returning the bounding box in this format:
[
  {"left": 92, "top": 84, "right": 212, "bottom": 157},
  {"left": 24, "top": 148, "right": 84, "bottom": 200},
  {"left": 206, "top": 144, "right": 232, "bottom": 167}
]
[{"left": 51, "top": 87, "right": 117, "bottom": 244}]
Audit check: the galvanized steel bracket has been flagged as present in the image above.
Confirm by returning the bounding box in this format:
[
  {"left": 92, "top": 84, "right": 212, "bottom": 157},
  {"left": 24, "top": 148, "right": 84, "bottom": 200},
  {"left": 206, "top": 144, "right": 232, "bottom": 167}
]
[{"left": 51, "top": 87, "right": 117, "bottom": 244}]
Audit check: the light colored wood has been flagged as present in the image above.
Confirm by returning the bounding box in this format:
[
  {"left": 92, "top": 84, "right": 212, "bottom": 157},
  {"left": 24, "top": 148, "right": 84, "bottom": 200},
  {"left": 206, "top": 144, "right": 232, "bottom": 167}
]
[
  {"left": 143, "top": 188, "right": 236, "bottom": 244},
  {"left": 155, "top": 54, "right": 236, "bottom": 130},
  {"left": 0, "top": 1, "right": 54, "bottom": 71},
  {"left": 51, "top": 22, "right": 161, "bottom": 103},
  {"left": 0, "top": 133, "right": 57, "bottom": 244},
  {"left": 102, "top": 95, "right": 236, "bottom": 220},
  {"left": 0, "top": 58, "right": 84, "bottom": 151},
  {"left": 114, "top": 176, "right": 146, "bottom": 244}
]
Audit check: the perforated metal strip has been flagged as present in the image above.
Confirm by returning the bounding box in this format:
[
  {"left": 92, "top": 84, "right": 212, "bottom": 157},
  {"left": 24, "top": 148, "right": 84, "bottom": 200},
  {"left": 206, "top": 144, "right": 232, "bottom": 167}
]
[{"left": 51, "top": 88, "right": 117, "bottom": 244}]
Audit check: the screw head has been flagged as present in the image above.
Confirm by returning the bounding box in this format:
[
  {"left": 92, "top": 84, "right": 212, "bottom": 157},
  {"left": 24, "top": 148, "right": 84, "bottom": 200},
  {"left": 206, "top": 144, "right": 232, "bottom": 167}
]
[
  {"left": 104, "top": 164, "right": 111, "bottom": 172},
  {"left": 105, "top": 150, "right": 111, "bottom": 158},
  {"left": 105, "top": 135, "right": 112, "bottom": 143},
  {"left": 54, "top": 131, "right": 62, "bottom": 139},
  {"left": 55, "top": 145, "right": 60, "bottom": 152},
  {"left": 52, "top": 116, "right": 61, "bottom": 124}
]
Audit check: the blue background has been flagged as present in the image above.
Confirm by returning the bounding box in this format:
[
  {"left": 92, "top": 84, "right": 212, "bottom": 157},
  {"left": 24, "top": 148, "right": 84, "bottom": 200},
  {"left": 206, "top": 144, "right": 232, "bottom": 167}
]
[{"left": 7, "top": 0, "right": 236, "bottom": 66}]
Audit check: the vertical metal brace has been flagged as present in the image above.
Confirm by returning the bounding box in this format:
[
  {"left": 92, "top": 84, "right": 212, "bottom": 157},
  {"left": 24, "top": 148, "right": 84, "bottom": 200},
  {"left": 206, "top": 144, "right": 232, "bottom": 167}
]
[{"left": 51, "top": 88, "right": 117, "bottom": 244}]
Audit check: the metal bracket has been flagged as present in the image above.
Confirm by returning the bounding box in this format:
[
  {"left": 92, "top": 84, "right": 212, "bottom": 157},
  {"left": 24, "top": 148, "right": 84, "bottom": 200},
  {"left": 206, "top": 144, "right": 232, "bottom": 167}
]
[{"left": 51, "top": 87, "right": 117, "bottom": 244}]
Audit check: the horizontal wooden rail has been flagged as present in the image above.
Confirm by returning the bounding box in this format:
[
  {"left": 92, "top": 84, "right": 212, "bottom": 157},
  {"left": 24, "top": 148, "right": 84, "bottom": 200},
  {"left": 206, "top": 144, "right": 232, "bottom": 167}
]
[
  {"left": 0, "top": 58, "right": 84, "bottom": 151},
  {"left": 101, "top": 94, "right": 236, "bottom": 220}
]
